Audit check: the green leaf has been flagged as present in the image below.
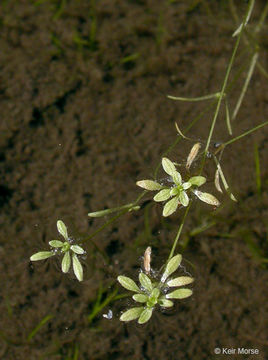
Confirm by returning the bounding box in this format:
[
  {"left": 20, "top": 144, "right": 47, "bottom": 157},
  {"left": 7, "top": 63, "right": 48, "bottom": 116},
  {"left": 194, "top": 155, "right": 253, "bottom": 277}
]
[
  {"left": 163, "top": 196, "right": 179, "bottom": 217},
  {"left": 133, "top": 294, "right": 148, "bottom": 303},
  {"left": 149, "top": 288, "right": 160, "bottom": 302},
  {"left": 139, "top": 272, "right": 153, "bottom": 292},
  {"left": 117, "top": 276, "right": 140, "bottom": 292},
  {"left": 162, "top": 158, "right": 177, "bottom": 177},
  {"left": 72, "top": 253, "right": 83, "bottom": 281},
  {"left": 153, "top": 189, "right": 171, "bottom": 202},
  {"left": 170, "top": 187, "right": 179, "bottom": 196},
  {"left": 136, "top": 180, "right": 163, "bottom": 191},
  {"left": 57, "top": 220, "right": 68, "bottom": 240},
  {"left": 189, "top": 176, "right": 206, "bottom": 187},
  {"left": 193, "top": 190, "right": 220, "bottom": 206},
  {"left": 49, "top": 240, "right": 64, "bottom": 248},
  {"left": 30, "top": 251, "right": 54, "bottom": 261},
  {"left": 179, "top": 191, "right": 189, "bottom": 207},
  {"left": 88, "top": 209, "right": 115, "bottom": 217},
  {"left": 172, "top": 171, "right": 182, "bottom": 185},
  {"left": 182, "top": 182, "right": 192, "bottom": 190},
  {"left": 61, "top": 251, "right": 71, "bottom": 273},
  {"left": 70, "top": 245, "right": 85, "bottom": 254},
  {"left": 166, "top": 288, "right": 193, "bottom": 299},
  {"left": 167, "top": 276, "right": 194, "bottom": 287},
  {"left": 120, "top": 307, "right": 143, "bottom": 322},
  {"left": 158, "top": 298, "right": 174, "bottom": 308},
  {"left": 161, "top": 254, "right": 182, "bottom": 282},
  {"left": 138, "top": 308, "right": 153, "bottom": 324}
]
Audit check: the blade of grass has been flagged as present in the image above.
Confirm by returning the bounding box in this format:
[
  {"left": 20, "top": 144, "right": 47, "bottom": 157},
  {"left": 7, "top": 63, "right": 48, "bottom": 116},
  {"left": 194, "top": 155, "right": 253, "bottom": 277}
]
[
  {"left": 254, "top": 143, "right": 261, "bottom": 195},
  {"left": 27, "top": 314, "right": 53, "bottom": 342}
]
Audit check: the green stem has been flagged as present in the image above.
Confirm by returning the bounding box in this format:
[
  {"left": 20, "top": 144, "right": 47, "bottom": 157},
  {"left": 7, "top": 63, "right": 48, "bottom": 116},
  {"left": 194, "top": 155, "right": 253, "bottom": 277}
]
[
  {"left": 168, "top": 203, "right": 192, "bottom": 261},
  {"left": 203, "top": 0, "right": 254, "bottom": 159},
  {"left": 215, "top": 120, "right": 268, "bottom": 154}
]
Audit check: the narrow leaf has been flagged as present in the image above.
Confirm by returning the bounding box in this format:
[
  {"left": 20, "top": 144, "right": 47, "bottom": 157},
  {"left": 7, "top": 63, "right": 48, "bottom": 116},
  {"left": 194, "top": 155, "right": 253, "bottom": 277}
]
[
  {"left": 159, "top": 298, "right": 174, "bottom": 308},
  {"left": 138, "top": 308, "right": 153, "bottom": 324},
  {"left": 72, "top": 253, "right": 83, "bottom": 281},
  {"left": 139, "top": 272, "right": 153, "bottom": 292},
  {"left": 117, "top": 276, "right": 140, "bottom": 292},
  {"left": 161, "top": 254, "right": 182, "bottom": 283},
  {"left": 193, "top": 190, "right": 220, "bottom": 207},
  {"left": 153, "top": 189, "right": 171, "bottom": 202},
  {"left": 214, "top": 169, "right": 223, "bottom": 193},
  {"left": 57, "top": 220, "right": 68, "bottom": 240},
  {"left": 179, "top": 191, "right": 189, "bottom": 207},
  {"left": 186, "top": 143, "right": 201, "bottom": 170},
  {"left": 133, "top": 294, "right": 148, "bottom": 303},
  {"left": 162, "top": 158, "right": 177, "bottom": 177},
  {"left": 120, "top": 307, "right": 143, "bottom": 322},
  {"left": 166, "top": 288, "right": 193, "bottom": 299},
  {"left": 30, "top": 251, "right": 54, "bottom": 261},
  {"left": 71, "top": 245, "right": 85, "bottom": 254},
  {"left": 136, "top": 180, "right": 163, "bottom": 191},
  {"left": 61, "top": 251, "right": 71, "bottom": 273},
  {"left": 182, "top": 182, "right": 191, "bottom": 190},
  {"left": 163, "top": 196, "right": 179, "bottom": 217},
  {"left": 167, "top": 276, "right": 194, "bottom": 287}
]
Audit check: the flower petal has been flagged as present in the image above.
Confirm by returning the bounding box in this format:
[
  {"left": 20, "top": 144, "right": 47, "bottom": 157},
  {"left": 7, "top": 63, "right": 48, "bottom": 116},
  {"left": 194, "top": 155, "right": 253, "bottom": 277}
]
[
  {"left": 117, "top": 276, "right": 140, "bottom": 292},
  {"left": 166, "top": 288, "right": 193, "bottom": 299},
  {"left": 61, "top": 251, "right": 71, "bottom": 273},
  {"left": 72, "top": 253, "right": 83, "bottom": 281},
  {"left": 57, "top": 220, "right": 68, "bottom": 240},
  {"left": 163, "top": 196, "right": 179, "bottom": 217},
  {"left": 161, "top": 254, "right": 182, "bottom": 283},
  {"left": 167, "top": 276, "right": 194, "bottom": 287},
  {"left": 179, "top": 191, "right": 189, "bottom": 207},
  {"left": 193, "top": 190, "right": 220, "bottom": 206},
  {"left": 120, "top": 307, "right": 144, "bottom": 322},
  {"left": 138, "top": 308, "right": 153, "bottom": 324},
  {"left": 136, "top": 180, "right": 163, "bottom": 191},
  {"left": 153, "top": 189, "right": 171, "bottom": 202},
  {"left": 30, "top": 251, "right": 54, "bottom": 261}
]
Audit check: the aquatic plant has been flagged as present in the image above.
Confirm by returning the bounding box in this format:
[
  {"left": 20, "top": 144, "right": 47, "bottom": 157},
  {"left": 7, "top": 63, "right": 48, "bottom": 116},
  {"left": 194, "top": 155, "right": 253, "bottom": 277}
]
[
  {"left": 118, "top": 254, "right": 193, "bottom": 324},
  {"left": 28, "top": 0, "right": 268, "bottom": 327},
  {"left": 30, "top": 220, "right": 85, "bottom": 281}
]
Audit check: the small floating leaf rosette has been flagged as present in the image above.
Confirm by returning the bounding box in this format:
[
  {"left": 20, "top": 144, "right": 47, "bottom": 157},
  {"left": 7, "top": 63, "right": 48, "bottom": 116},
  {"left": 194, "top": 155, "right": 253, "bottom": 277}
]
[
  {"left": 117, "top": 254, "right": 194, "bottom": 324},
  {"left": 30, "top": 220, "right": 85, "bottom": 282},
  {"left": 136, "top": 157, "right": 220, "bottom": 217}
]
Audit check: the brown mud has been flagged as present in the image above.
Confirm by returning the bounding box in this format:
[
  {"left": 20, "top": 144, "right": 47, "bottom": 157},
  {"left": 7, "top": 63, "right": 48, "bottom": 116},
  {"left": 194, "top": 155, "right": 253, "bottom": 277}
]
[{"left": 0, "top": 1, "right": 268, "bottom": 359}]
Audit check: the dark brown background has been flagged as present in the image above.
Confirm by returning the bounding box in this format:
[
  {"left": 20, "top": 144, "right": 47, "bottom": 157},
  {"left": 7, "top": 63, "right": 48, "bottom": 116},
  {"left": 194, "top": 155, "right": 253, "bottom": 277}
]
[{"left": 0, "top": 1, "right": 267, "bottom": 359}]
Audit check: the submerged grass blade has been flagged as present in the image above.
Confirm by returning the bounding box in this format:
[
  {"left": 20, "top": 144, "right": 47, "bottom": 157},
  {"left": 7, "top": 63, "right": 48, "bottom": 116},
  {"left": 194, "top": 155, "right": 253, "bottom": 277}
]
[
  {"left": 254, "top": 143, "right": 261, "bottom": 195},
  {"left": 27, "top": 315, "right": 54, "bottom": 342}
]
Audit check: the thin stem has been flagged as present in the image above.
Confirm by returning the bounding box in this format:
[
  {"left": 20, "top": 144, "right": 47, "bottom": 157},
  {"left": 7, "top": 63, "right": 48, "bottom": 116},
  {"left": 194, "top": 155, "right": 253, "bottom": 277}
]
[
  {"left": 82, "top": 191, "right": 146, "bottom": 245},
  {"left": 215, "top": 120, "right": 268, "bottom": 154},
  {"left": 204, "top": 0, "right": 254, "bottom": 157},
  {"left": 232, "top": 51, "right": 259, "bottom": 121},
  {"left": 168, "top": 203, "right": 191, "bottom": 261}
]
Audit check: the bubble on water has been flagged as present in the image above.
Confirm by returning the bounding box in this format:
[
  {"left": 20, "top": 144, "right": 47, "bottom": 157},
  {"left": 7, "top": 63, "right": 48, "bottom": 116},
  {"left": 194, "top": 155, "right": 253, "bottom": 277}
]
[{"left": 103, "top": 309, "right": 113, "bottom": 319}]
